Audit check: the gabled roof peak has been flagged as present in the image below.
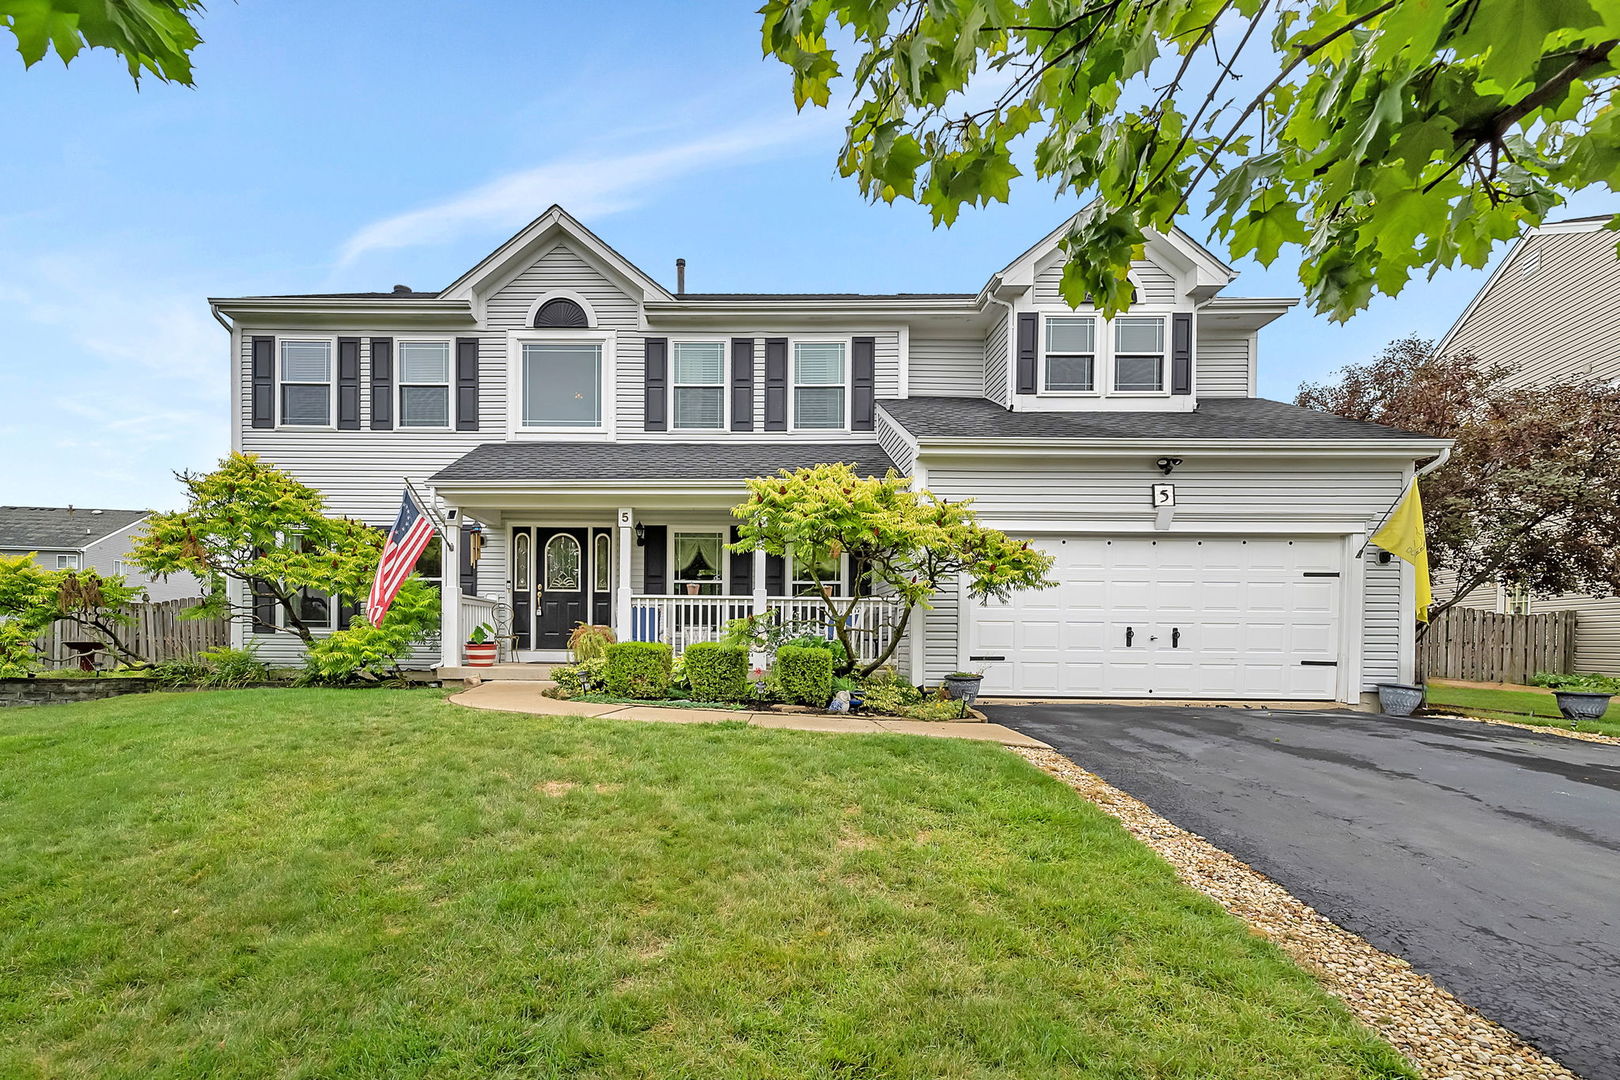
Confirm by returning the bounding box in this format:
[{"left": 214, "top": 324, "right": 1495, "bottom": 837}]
[{"left": 438, "top": 204, "right": 673, "bottom": 304}]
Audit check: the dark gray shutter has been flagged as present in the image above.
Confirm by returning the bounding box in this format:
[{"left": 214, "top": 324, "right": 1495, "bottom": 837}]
[
  {"left": 336, "top": 595, "right": 360, "bottom": 629},
  {"left": 336, "top": 337, "right": 361, "bottom": 429},
  {"left": 764, "top": 337, "right": 788, "bottom": 431},
  {"left": 251, "top": 336, "right": 274, "bottom": 428},
  {"left": 455, "top": 338, "right": 480, "bottom": 430},
  {"left": 728, "top": 526, "right": 752, "bottom": 595},
  {"left": 369, "top": 337, "right": 393, "bottom": 430},
  {"left": 1016, "top": 313, "right": 1039, "bottom": 394},
  {"left": 731, "top": 338, "right": 754, "bottom": 432},
  {"left": 459, "top": 525, "right": 478, "bottom": 595},
  {"left": 641, "top": 525, "right": 668, "bottom": 594},
  {"left": 250, "top": 577, "right": 277, "bottom": 632},
  {"left": 851, "top": 336, "right": 876, "bottom": 431},
  {"left": 1171, "top": 312, "right": 1193, "bottom": 395},
  {"left": 644, "top": 338, "right": 668, "bottom": 432},
  {"left": 765, "top": 553, "right": 786, "bottom": 596}
]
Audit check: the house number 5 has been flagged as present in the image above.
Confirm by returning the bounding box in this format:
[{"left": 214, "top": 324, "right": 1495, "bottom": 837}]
[{"left": 1151, "top": 483, "right": 1176, "bottom": 507}]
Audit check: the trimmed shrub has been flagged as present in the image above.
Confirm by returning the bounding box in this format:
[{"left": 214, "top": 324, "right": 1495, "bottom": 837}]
[
  {"left": 552, "top": 656, "right": 606, "bottom": 697},
  {"left": 860, "top": 669, "right": 923, "bottom": 715},
  {"left": 685, "top": 642, "right": 750, "bottom": 702},
  {"left": 780, "top": 634, "right": 849, "bottom": 671},
  {"left": 774, "top": 644, "right": 834, "bottom": 707},
  {"left": 604, "top": 641, "right": 673, "bottom": 698}
]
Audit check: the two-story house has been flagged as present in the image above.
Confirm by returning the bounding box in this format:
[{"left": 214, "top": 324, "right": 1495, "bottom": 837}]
[
  {"left": 1436, "top": 214, "right": 1620, "bottom": 675},
  {"left": 211, "top": 206, "right": 1443, "bottom": 705}
]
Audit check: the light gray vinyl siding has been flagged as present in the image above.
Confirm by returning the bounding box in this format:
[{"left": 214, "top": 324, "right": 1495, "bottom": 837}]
[
  {"left": 918, "top": 456, "right": 1407, "bottom": 692},
  {"left": 487, "top": 244, "right": 644, "bottom": 428},
  {"left": 874, "top": 409, "right": 915, "bottom": 474},
  {"left": 82, "top": 518, "right": 205, "bottom": 600},
  {"left": 921, "top": 582, "right": 959, "bottom": 683},
  {"left": 984, "top": 310, "right": 1010, "bottom": 406},
  {"left": 1195, "top": 327, "right": 1254, "bottom": 398},
  {"left": 909, "top": 337, "right": 983, "bottom": 396},
  {"left": 1033, "top": 258, "right": 1178, "bottom": 307},
  {"left": 1447, "top": 229, "right": 1620, "bottom": 389}
]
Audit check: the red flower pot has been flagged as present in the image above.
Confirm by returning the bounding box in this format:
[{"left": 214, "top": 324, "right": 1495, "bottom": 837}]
[{"left": 464, "top": 642, "right": 497, "bottom": 667}]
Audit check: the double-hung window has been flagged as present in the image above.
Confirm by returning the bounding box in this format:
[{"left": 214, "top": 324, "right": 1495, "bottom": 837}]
[
  {"left": 672, "top": 342, "right": 725, "bottom": 430},
  {"left": 673, "top": 531, "right": 724, "bottom": 595},
  {"left": 1113, "top": 317, "right": 1167, "bottom": 392},
  {"left": 398, "top": 341, "right": 452, "bottom": 428},
  {"left": 791, "top": 547, "right": 843, "bottom": 596},
  {"left": 280, "top": 340, "right": 333, "bottom": 426},
  {"left": 55, "top": 554, "right": 79, "bottom": 570},
  {"left": 1043, "top": 317, "right": 1096, "bottom": 392},
  {"left": 521, "top": 342, "right": 603, "bottom": 429},
  {"left": 793, "top": 341, "right": 846, "bottom": 430}
]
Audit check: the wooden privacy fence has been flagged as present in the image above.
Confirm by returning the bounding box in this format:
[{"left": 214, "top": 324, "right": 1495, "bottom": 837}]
[
  {"left": 1420, "top": 607, "right": 1577, "bottom": 684},
  {"left": 34, "top": 598, "right": 228, "bottom": 668}
]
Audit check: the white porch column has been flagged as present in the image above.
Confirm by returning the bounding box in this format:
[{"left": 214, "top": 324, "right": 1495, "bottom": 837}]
[
  {"left": 615, "top": 507, "right": 634, "bottom": 641},
  {"left": 751, "top": 549, "right": 768, "bottom": 615},
  {"left": 437, "top": 496, "right": 461, "bottom": 668}
]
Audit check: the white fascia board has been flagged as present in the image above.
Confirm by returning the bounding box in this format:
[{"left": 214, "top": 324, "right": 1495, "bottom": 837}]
[
  {"left": 914, "top": 437, "right": 1451, "bottom": 458},
  {"left": 1197, "top": 296, "right": 1300, "bottom": 331},
  {"left": 644, "top": 298, "right": 981, "bottom": 319},
  {"left": 208, "top": 298, "right": 475, "bottom": 325}
]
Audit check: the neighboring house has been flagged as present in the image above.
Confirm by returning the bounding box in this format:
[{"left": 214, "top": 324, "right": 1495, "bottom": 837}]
[
  {"left": 0, "top": 506, "right": 203, "bottom": 602},
  {"left": 1435, "top": 214, "right": 1620, "bottom": 675},
  {"left": 209, "top": 205, "right": 1444, "bottom": 705}
]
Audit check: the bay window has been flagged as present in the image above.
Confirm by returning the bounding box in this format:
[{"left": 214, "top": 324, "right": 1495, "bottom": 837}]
[
  {"left": 793, "top": 341, "right": 846, "bottom": 430},
  {"left": 279, "top": 340, "right": 333, "bottom": 426},
  {"left": 672, "top": 341, "right": 725, "bottom": 430},
  {"left": 397, "top": 341, "right": 452, "bottom": 428}
]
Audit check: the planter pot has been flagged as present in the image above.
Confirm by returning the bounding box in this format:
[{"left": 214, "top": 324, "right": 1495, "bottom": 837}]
[
  {"left": 1554, "top": 691, "right": 1612, "bottom": 726},
  {"left": 685, "top": 584, "right": 701, "bottom": 596},
  {"left": 1376, "top": 682, "right": 1425, "bottom": 717},
  {"left": 942, "top": 674, "right": 984, "bottom": 706},
  {"left": 464, "top": 642, "right": 498, "bottom": 667}
]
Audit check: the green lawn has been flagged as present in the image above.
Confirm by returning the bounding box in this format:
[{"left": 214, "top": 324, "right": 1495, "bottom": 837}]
[
  {"left": 0, "top": 689, "right": 1413, "bottom": 1080},
  {"left": 1426, "top": 680, "right": 1620, "bottom": 737}
]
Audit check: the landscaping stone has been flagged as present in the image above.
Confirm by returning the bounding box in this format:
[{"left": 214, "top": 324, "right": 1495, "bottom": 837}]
[
  {"left": 0, "top": 677, "right": 160, "bottom": 708},
  {"left": 1015, "top": 747, "right": 1577, "bottom": 1080}
]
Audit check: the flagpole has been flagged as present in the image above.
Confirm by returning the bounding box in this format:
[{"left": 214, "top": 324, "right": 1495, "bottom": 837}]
[
  {"left": 402, "top": 477, "right": 450, "bottom": 535},
  {"left": 1354, "top": 447, "right": 1452, "bottom": 558}
]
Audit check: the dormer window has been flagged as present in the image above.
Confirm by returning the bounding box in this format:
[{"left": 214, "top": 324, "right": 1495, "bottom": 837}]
[
  {"left": 1113, "top": 317, "right": 1166, "bottom": 393},
  {"left": 1044, "top": 317, "right": 1097, "bottom": 393}
]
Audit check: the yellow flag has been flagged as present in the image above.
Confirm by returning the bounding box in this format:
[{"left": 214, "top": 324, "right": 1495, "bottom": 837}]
[{"left": 1371, "top": 479, "right": 1432, "bottom": 622}]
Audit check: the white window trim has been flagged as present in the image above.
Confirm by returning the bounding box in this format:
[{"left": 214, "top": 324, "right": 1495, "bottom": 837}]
[
  {"left": 788, "top": 542, "right": 849, "bottom": 595},
  {"left": 395, "top": 337, "right": 456, "bottom": 431},
  {"left": 788, "top": 336, "right": 852, "bottom": 433},
  {"left": 1040, "top": 315, "right": 1100, "bottom": 397},
  {"left": 1110, "top": 315, "right": 1171, "bottom": 397},
  {"left": 277, "top": 335, "right": 338, "bottom": 429},
  {"left": 506, "top": 328, "right": 618, "bottom": 438},
  {"left": 669, "top": 338, "right": 730, "bottom": 432},
  {"left": 670, "top": 529, "right": 727, "bottom": 594},
  {"left": 55, "top": 553, "right": 80, "bottom": 570}
]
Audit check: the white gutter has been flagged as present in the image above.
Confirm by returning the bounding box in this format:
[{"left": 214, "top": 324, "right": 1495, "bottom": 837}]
[{"left": 1415, "top": 446, "right": 1452, "bottom": 477}]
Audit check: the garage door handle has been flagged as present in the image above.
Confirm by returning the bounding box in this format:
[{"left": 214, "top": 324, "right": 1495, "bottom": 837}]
[
  {"left": 1172, "top": 627, "right": 1180, "bottom": 649},
  {"left": 1125, "top": 626, "right": 1134, "bottom": 647}
]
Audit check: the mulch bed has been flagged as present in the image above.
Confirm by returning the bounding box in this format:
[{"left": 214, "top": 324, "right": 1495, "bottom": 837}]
[{"left": 1015, "top": 747, "right": 1577, "bottom": 1080}]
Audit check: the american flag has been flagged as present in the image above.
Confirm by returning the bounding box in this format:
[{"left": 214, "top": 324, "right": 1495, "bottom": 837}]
[{"left": 366, "top": 486, "right": 437, "bottom": 626}]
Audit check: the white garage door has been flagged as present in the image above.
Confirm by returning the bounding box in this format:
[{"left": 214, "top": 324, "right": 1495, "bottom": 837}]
[{"left": 969, "top": 536, "right": 1344, "bottom": 699}]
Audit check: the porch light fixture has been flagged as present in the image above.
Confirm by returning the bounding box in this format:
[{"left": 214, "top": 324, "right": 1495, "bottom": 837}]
[{"left": 634, "top": 522, "right": 646, "bottom": 547}]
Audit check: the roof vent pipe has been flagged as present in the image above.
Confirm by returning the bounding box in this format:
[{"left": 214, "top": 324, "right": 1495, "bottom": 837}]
[{"left": 676, "top": 258, "right": 686, "bottom": 296}]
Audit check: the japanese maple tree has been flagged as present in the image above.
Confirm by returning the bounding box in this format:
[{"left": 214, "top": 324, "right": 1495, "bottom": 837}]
[{"left": 1298, "top": 337, "right": 1620, "bottom": 626}]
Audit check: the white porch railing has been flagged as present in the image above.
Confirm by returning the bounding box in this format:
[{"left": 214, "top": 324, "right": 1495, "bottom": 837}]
[
  {"left": 460, "top": 594, "right": 499, "bottom": 652},
  {"left": 627, "top": 594, "right": 906, "bottom": 663}
]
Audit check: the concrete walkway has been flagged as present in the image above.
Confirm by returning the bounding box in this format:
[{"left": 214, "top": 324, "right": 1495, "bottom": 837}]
[{"left": 451, "top": 682, "right": 1050, "bottom": 747}]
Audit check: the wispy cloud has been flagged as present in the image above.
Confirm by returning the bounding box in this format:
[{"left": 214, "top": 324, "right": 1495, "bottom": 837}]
[{"left": 338, "top": 115, "right": 836, "bottom": 265}]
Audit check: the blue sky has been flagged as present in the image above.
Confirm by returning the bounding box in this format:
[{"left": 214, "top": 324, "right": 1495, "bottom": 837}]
[{"left": 0, "top": 0, "right": 1610, "bottom": 511}]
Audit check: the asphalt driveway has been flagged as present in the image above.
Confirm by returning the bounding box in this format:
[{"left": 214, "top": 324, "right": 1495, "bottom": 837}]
[{"left": 984, "top": 703, "right": 1620, "bottom": 1080}]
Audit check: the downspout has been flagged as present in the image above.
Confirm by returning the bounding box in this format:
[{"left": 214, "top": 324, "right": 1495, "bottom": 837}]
[
  {"left": 1414, "top": 446, "right": 1452, "bottom": 478},
  {"left": 210, "top": 302, "right": 232, "bottom": 333}
]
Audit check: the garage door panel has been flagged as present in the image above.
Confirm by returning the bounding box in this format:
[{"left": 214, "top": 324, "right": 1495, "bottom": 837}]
[{"left": 969, "top": 536, "right": 1344, "bottom": 700}]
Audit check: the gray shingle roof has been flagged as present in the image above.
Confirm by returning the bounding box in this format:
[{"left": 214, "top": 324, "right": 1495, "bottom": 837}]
[
  {"left": 673, "top": 292, "right": 975, "bottom": 301},
  {"left": 0, "top": 506, "right": 150, "bottom": 550},
  {"left": 877, "top": 396, "right": 1435, "bottom": 441},
  {"left": 431, "top": 442, "right": 898, "bottom": 483}
]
